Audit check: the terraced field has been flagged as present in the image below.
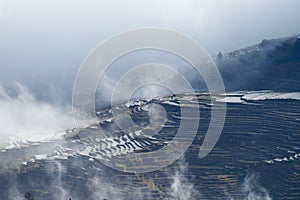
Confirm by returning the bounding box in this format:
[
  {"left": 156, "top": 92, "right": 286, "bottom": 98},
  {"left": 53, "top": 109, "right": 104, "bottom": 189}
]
[{"left": 0, "top": 92, "right": 299, "bottom": 199}]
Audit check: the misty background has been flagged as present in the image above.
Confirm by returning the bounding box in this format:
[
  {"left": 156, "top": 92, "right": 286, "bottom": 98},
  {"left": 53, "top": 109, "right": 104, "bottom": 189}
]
[{"left": 1, "top": 0, "right": 300, "bottom": 103}]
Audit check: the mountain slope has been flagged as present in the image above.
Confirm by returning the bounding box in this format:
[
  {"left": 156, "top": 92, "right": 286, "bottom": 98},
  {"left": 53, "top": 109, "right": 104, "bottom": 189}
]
[{"left": 217, "top": 35, "right": 300, "bottom": 91}]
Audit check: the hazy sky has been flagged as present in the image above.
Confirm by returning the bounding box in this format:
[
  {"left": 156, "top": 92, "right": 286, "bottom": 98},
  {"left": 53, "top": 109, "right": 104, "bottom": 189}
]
[{"left": 1, "top": 0, "right": 300, "bottom": 92}]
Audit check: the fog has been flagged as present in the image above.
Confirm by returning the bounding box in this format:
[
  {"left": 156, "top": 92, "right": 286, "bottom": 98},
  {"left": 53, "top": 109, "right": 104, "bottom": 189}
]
[
  {"left": 0, "top": 2, "right": 298, "bottom": 199},
  {"left": 0, "top": 0, "right": 300, "bottom": 101},
  {"left": 0, "top": 83, "right": 74, "bottom": 145}
]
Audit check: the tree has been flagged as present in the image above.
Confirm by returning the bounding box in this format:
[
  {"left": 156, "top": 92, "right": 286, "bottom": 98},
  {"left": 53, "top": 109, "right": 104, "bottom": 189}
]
[
  {"left": 24, "top": 192, "right": 34, "bottom": 200},
  {"left": 217, "top": 51, "right": 223, "bottom": 59}
]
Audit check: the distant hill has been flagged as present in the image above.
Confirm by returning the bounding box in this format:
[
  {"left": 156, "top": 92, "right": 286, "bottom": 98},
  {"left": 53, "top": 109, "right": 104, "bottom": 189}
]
[{"left": 217, "top": 35, "right": 300, "bottom": 91}]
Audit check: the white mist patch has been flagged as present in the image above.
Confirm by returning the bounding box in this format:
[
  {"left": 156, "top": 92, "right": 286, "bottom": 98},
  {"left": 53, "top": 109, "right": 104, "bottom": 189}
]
[
  {"left": 51, "top": 161, "right": 71, "bottom": 200},
  {"left": 241, "top": 173, "right": 272, "bottom": 200},
  {"left": 0, "top": 83, "right": 74, "bottom": 149},
  {"left": 170, "top": 158, "right": 195, "bottom": 200},
  {"left": 88, "top": 177, "right": 124, "bottom": 200}
]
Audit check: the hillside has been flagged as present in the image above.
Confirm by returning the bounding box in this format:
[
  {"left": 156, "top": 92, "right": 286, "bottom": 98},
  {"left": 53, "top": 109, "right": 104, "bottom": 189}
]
[{"left": 217, "top": 35, "right": 300, "bottom": 91}]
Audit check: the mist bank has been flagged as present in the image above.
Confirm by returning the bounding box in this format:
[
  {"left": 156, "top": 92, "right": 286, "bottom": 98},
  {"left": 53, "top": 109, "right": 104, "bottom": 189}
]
[
  {"left": 2, "top": 34, "right": 299, "bottom": 108},
  {"left": 0, "top": 83, "right": 74, "bottom": 147}
]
